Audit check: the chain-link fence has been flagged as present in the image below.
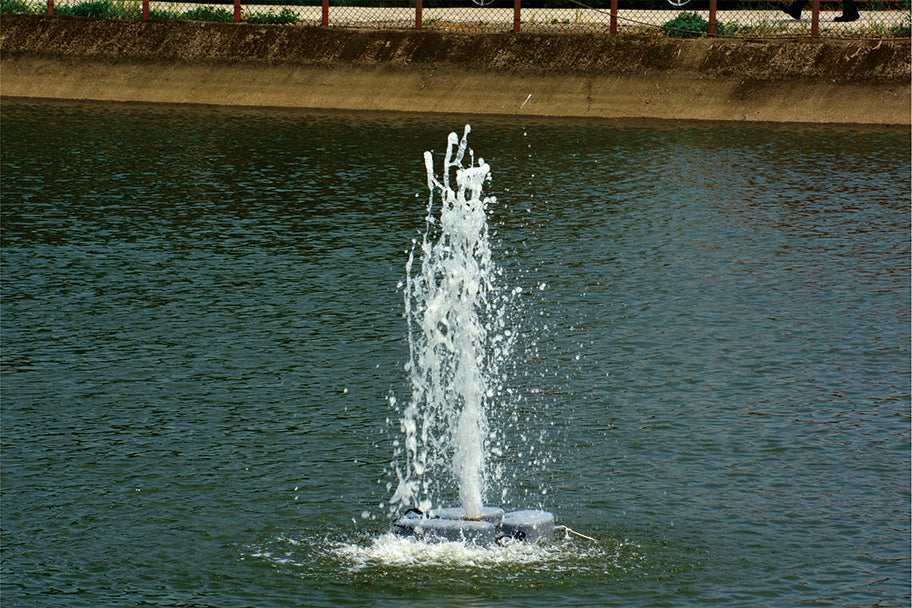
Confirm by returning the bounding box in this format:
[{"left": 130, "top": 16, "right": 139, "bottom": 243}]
[{"left": 7, "top": 0, "right": 910, "bottom": 37}]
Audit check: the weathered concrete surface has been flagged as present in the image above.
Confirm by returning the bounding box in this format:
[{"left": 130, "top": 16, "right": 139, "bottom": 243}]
[{"left": 1, "top": 15, "right": 909, "bottom": 124}]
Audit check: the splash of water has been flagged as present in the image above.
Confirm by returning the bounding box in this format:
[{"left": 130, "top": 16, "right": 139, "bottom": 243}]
[
  {"left": 247, "top": 530, "right": 630, "bottom": 573},
  {"left": 391, "top": 125, "right": 512, "bottom": 519},
  {"left": 332, "top": 532, "right": 586, "bottom": 570}
]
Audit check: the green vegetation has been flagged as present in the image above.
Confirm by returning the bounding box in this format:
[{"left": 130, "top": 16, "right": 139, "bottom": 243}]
[
  {"left": 55, "top": 0, "right": 137, "bottom": 18},
  {"left": 0, "top": 0, "right": 38, "bottom": 13},
  {"left": 180, "top": 5, "right": 233, "bottom": 21},
  {"left": 147, "top": 7, "right": 179, "bottom": 18},
  {"left": 888, "top": 9, "right": 911, "bottom": 35},
  {"left": 0, "top": 0, "right": 301, "bottom": 23},
  {"left": 145, "top": 5, "right": 299, "bottom": 23},
  {"left": 718, "top": 19, "right": 799, "bottom": 36},
  {"left": 245, "top": 6, "right": 298, "bottom": 23},
  {"left": 662, "top": 11, "right": 706, "bottom": 36}
]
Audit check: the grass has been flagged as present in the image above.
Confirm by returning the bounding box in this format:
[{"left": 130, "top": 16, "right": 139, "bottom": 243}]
[
  {"left": 180, "top": 6, "right": 233, "bottom": 22},
  {"left": 55, "top": 0, "right": 140, "bottom": 18},
  {"left": 719, "top": 19, "right": 804, "bottom": 36},
  {"left": 245, "top": 7, "right": 298, "bottom": 24},
  {"left": 0, "top": 0, "right": 302, "bottom": 23},
  {"left": 0, "top": 0, "right": 39, "bottom": 13}
]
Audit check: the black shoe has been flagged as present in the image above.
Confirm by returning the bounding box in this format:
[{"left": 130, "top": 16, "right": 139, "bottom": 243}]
[
  {"left": 834, "top": 11, "right": 859, "bottom": 21},
  {"left": 779, "top": 2, "right": 803, "bottom": 19}
]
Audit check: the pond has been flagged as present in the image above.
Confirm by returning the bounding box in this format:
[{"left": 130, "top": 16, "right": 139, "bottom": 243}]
[{"left": 2, "top": 100, "right": 909, "bottom": 607}]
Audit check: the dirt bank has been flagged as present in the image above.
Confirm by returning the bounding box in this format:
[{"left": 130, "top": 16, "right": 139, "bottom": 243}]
[{"left": 1, "top": 15, "right": 909, "bottom": 123}]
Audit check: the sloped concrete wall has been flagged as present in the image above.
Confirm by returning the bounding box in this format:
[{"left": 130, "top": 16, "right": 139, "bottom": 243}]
[{"left": 1, "top": 15, "right": 908, "bottom": 124}]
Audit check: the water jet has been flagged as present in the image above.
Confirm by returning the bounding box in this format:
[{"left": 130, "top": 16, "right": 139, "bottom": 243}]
[{"left": 389, "top": 125, "right": 555, "bottom": 545}]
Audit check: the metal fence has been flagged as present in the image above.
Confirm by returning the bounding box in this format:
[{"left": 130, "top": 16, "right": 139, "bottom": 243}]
[{"left": 31, "top": 0, "right": 912, "bottom": 37}]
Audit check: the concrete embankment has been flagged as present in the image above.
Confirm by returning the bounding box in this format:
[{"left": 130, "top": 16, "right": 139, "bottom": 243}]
[{"left": 1, "top": 14, "right": 909, "bottom": 124}]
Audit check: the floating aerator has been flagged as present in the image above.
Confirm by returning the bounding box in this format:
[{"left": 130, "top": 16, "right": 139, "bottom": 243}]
[{"left": 391, "top": 507, "right": 555, "bottom": 546}]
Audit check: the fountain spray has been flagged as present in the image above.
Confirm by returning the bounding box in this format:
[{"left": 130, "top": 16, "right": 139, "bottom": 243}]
[{"left": 390, "top": 125, "right": 555, "bottom": 545}]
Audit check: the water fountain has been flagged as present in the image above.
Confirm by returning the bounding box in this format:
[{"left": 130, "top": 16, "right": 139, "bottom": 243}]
[{"left": 388, "top": 125, "right": 555, "bottom": 546}]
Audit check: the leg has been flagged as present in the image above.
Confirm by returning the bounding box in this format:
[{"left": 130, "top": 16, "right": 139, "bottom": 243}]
[
  {"left": 834, "top": 0, "right": 860, "bottom": 21},
  {"left": 779, "top": 0, "right": 809, "bottom": 19}
]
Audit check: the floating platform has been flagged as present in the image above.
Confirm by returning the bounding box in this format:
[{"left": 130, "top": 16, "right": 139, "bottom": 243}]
[{"left": 391, "top": 506, "right": 554, "bottom": 545}]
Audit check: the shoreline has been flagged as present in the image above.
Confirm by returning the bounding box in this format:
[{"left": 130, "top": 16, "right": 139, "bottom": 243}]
[{"left": 1, "top": 15, "right": 909, "bottom": 124}]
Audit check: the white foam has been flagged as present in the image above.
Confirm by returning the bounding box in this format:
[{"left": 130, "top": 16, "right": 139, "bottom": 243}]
[
  {"left": 247, "top": 530, "right": 645, "bottom": 576},
  {"left": 332, "top": 532, "right": 573, "bottom": 570}
]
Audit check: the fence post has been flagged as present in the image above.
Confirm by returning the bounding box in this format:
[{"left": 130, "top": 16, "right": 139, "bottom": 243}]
[
  {"left": 811, "top": 0, "right": 820, "bottom": 36},
  {"left": 609, "top": 0, "right": 617, "bottom": 34},
  {"left": 233, "top": 0, "right": 241, "bottom": 23},
  {"left": 415, "top": 0, "right": 422, "bottom": 29},
  {"left": 322, "top": 0, "right": 329, "bottom": 26},
  {"left": 513, "top": 0, "right": 520, "bottom": 32},
  {"left": 708, "top": 0, "right": 716, "bottom": 35},
  {"left": 46, "top": 0, "right": 53, "bottom": 16},
  {"left": 142, "top": 0, "right": 148, "bottom": 19}
]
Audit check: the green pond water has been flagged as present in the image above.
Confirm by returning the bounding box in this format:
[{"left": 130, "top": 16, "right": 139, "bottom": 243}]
[{"left": 1, "top": 100, "right": 909, "bottom": 607}]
